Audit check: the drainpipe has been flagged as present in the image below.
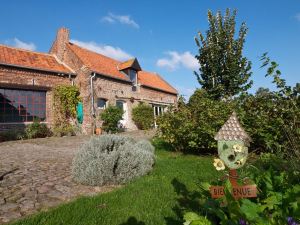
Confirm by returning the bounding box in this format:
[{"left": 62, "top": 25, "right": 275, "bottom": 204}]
[{"left": 90, "top": 73, "right": 96, "bottom": 116}]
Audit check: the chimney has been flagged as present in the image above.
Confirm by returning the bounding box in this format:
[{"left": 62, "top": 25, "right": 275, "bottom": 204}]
[{"left": 49, "top": 27, "right": 70, "bottom": 61}]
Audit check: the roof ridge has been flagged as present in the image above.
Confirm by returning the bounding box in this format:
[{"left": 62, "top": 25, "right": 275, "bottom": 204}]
[
  {"left": 0, "top": 44, "right": 54, "bottom": 57},
  {"left": 68, "top": 42, "right": 122, "bottom": 63}
]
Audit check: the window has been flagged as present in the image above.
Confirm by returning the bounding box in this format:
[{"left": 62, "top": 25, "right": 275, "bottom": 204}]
[
  {"left": 97, "top": 98, "right": 107, "bottom": 109},
  {"left": 153, "top": 105, "right": 165, "bottom": 117},
  {"left": 0, "top": 88, "right": 46, "bottom": 123},
  {"left": 116, "top": 100, "right": 124, "bottom": 110},
  {"left": 129, "top": 69, "right": 137, "bottom": 85}
]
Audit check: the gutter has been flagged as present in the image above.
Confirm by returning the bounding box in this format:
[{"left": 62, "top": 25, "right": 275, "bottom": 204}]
[
  {"left": 90, "top": 72, "right": 96, "bottom": 116},
  {"left": 0, "top": 62, "right": 76, "bottom": 77},
  {"left": 94, "top": 71, "right": 132, "bottom": 83}
]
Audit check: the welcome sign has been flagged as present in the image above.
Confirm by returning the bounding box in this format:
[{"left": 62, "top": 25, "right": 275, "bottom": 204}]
[
  {"left": 210, "top": 185, "right": 257, "bottom": 199},
  {"left": 211, "top": 112, "right": 257, "bottom": 199}
]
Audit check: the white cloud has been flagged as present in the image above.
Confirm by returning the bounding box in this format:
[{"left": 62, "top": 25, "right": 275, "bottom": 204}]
[
  {"left": 175, "top": 86, "right": 196, "bottom": 99},
  {"left": 295, "top": 13, "right": 300, "bottom": 22},
  {"left": 101, "top": 13, "right": 139, "bottom": 28},
  {"left": 156, "top": 51, "right": 198, "bottom": 71},
  {"left": 71, "top": 39, "right": 133, "bottom": 61},
  {"left": 6, "top": 38, "right": 36, "bottom": 51}
]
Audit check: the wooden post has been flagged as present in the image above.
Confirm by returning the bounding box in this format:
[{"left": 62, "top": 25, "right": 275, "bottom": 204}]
[{"left": 229, "top": 169, "right": 238, "bottom": 186}]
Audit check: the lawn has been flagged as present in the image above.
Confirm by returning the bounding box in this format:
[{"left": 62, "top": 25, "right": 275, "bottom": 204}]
[{"left": 11, "top": 140, "right": 219, "bottom": 225}]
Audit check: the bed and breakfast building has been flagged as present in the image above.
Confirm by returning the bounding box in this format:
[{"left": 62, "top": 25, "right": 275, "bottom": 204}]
[{"left": 0, "top": 28, "right": 178, "bottom": 134}]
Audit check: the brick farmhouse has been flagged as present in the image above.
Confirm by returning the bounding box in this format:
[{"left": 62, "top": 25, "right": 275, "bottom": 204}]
[{"left": 0, "top": 28, "right": 178, "bottom": 134}]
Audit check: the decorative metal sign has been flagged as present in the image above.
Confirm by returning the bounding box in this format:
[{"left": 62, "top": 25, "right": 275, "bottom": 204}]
[{"left": 210, "top": 112, "right": 257, "bottom": 199}]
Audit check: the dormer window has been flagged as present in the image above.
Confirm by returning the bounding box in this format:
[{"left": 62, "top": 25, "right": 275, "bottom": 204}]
[{"left": 118, "top": 58, "right": 142, "bottom": 87}]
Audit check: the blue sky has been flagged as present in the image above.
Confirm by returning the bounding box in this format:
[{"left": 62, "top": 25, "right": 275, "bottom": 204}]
[{"left": 0, "top": 0, "right": 299, "bottom": 98}]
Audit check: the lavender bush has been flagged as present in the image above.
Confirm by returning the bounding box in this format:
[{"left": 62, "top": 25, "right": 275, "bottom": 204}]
[{"left": 72, "top": 135, "right": 155, "bottom": 186}]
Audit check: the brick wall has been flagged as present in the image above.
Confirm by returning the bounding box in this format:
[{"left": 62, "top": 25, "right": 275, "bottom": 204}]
[{"left": 0, "top": 66, "right": 72, "bottom": 130}]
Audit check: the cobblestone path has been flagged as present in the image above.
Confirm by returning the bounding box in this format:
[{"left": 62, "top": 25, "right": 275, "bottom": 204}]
[{"left": 0, "top": 130, "right": 155, "bottom": 224}]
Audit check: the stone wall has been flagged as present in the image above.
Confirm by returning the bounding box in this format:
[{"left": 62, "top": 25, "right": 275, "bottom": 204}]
[
  {"left": 139, "top": 86, "right": 177, "bottom": 105},
  {"left": 91, "top": 76, "right": 177, "bottom": 131}
]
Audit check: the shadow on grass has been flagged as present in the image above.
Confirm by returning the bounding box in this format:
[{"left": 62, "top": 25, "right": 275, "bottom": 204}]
[
  {"left": 165, "top": 178, "right": 203, "bottom": 225},
  {"left": 119, "top": 217, "right": 145, "bottom": 225},
  {"left": 151, "top": 138, "right": 174, "bottom": 152}
]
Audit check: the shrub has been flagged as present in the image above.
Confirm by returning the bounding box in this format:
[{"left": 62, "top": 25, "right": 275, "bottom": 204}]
[
  {"left": 132, "top": 103, "right": 154, "bottom": 130},
  {"left": 157, "top": 90, "right": 233, "bottom": 153},
  {"left": 157, "top": 102, "right": 193, "bottom": 152},
  {"left": 0, "top": 130, "right": 26, "bottom": 142},
  {"left": 72, "top": 135, "right": 155, "bottom": 186},
  {"left": 100, "top": 106, "right": 124, "bottom": 133},
  {"left": 25, "top": 119, "right": 51, "bottom": 139},
  {"left": 52, "top": 124, "right": 75, "bottom": 137}
]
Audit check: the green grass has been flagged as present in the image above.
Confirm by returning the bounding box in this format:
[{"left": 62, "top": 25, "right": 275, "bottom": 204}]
[{"left": 12, "top": 141, "right": 219, "bottom": 225}]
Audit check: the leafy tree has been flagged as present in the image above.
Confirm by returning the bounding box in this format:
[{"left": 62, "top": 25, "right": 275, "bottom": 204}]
[{"left": 195, "top": 9, "right": 253, "bottom": 99}]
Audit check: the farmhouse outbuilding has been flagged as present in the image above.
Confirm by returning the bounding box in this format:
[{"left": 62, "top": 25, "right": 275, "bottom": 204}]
[{"left": 0, "top": 28, "right": 177, "bottom": 134}]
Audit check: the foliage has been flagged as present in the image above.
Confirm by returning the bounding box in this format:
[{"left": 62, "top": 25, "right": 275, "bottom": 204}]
[
  {"left": 25, "top": 119, "right": 51, "bottom": 139},
  {"left": 132, "top": 103, "right": 154, "bottom": 130},
  {"left": 135, "top": 139, "right": 155, "bottom": 153},
  {"left": 259, "top": 53, "right": 300, "bottom": 156},
  {"left": 195, "top": 9, "right": 252, "bottom": 100},
  {"left": 52, "top": 124, "right": 76, "bottom": 137},
  {"left": 72, "top": 135, "right": 155, "bottom": 186},
  {"left": 157, "top": 89, "right": 233, "bottom": 153},
  {"left": 100, "top": 105, "right": 124, "bottom": 133},
  {"left": 0, "top": 120, "right": 51, "bottom": 142},
  {"left": 183, "top": 212, "right": 212, "bottom": 225},
  {"left": 236, "top": 54, "right": 300, "bottom": 154},
  {"left": 183, "top": 153, "right": 300, "bottom": 225},
  {"left": 0, "top": 129, "right": 26, "bottom": 142},
  {"left": 156, "top": 99, "right": 192, "bottom": 152},
  {"left": 53, "top": 85, "right": 81, "bottom": 133},
  {"left": 158, "top": 53, "right": 299, "bottom": 155}
]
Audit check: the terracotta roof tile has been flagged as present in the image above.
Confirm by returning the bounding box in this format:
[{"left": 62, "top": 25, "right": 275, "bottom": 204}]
[
  {"left": 68, "top": 42, "right": 177, "bottom": 94},
  {"left": 0, "top": 45, "right": 71, "bottom": 73},
  {"left": 138, "top": 71, "right": 178, "bottom": 94},
  {"left": 119, "top": 58, "right": 141, "bottom": 71},
  {"left": 67, "top": 43, "right": 129, "bottom": 81}
]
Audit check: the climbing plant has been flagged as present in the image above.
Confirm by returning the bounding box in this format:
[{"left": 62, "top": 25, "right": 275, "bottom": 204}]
[{"left": 53, "top": 85, "right": 81, "bottom": 136}]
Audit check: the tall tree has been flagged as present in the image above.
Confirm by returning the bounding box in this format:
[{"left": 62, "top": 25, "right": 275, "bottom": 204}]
[{"left": 195, "top": 9, "right": 253, "bottom": 99}]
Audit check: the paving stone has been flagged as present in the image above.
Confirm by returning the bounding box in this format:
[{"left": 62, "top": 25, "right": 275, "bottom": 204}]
[
  {"left": 0, "top": 211, "right": 22, "bottom": 223},
  {"left": 1, "top": 203, "right": 19, "bottom": 212},
  {"left": 19, "top": 200, "right": 35, "bottom": 213},
  {"left": 37, "top": 185, "right": 51, "bottom": 194},
  {"left": 0, "top": 133, "right": 150, "bottom": 224},
  {"left": 47, "top": 190, "right": 65, "bottom": 201},
  {"left": 5, "top": 192, "right": 23, "bottom": 203}
]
